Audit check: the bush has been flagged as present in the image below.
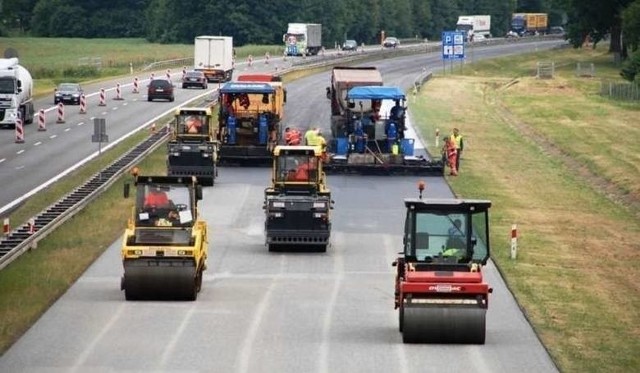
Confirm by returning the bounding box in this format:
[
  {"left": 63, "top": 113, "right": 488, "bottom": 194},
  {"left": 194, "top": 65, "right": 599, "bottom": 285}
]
[{"left": 620, "top": 51, "right": 640, "bottom": 82}]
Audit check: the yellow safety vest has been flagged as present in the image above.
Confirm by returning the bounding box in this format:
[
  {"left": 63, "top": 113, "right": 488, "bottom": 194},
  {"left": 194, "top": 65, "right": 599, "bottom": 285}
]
[
  {"left": 305, "top": 130, "right": 317, "bottom": 146},
  {"left": 450, "top": 134, "right": 463, "bottom": 150}
]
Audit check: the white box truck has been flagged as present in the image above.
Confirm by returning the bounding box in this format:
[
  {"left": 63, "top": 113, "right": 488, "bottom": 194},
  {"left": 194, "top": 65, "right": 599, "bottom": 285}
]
[
  {"left": 194, "top": 36, "right": 234, "bottom": 83},
  {"left": 283, "top": 23, "right": 322, "bottom": 56},
  {"left": 0, "top": 57, "right": 34, "bottom": 128},
  {"left": 456, "top": 15, "right": 491, "bottom": 41}
]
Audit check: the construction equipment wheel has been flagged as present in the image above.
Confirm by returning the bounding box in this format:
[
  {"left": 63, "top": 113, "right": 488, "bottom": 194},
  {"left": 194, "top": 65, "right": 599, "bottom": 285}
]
[
  {"left": 402, "top": 304, "right": 486, "bottom": 344},
  {"left": 398, "top": 303, "right": 405, "bottom": 332},
  {"left": 122, "top": 260, "right": 198, "bottom": 301}
]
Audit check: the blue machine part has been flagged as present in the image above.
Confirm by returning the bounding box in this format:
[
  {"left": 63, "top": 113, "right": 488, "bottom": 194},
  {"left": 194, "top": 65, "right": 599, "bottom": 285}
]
[
  {"left": 401, "top": 138, "right": 415, "bottom": 156},
  {"left": 387, "top": 121, "right": 398, "bottom": 150},
  {"left": 258, "top": 114, "right": 268, "bottom": 145},
  {"left": 346, "top": 86, "right": 406, "bottom": 101},
  {"left": 335, "top": 138, "right": 349, "bottom": 155},
  {"left": 227, "top": 116, "right": 237, "bottom": 145},
  {"left": 354, "top": 120, "right": 366, "bottom": 153},
  {"left": 219, "top": 82, "right": 275, "bottom": 95}
]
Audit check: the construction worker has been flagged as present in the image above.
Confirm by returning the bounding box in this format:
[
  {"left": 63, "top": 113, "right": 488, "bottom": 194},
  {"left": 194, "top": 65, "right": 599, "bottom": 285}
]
[
  {"left": 284, "top": 127, "right": 301, "bottom": 146},
  {"left": 144, "top": 186, "right": 171, "bottom": 209},
  {"left": 304, "top": 127, "right": 318, "bottom": 146},
  {"left": 185, "top": 116, "right": 203, "bottom": 134},
  {"left": 450, "top": 128, "right": 464, "bottom": 171},
  {"left": 442, "top": 136, "right": 458, "bottom": 176}
]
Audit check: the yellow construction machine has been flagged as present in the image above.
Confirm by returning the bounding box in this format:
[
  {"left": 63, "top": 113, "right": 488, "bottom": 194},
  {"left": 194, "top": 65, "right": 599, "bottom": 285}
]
[{"left": 120, "top": 174, "right": 208, "bottom": 301}]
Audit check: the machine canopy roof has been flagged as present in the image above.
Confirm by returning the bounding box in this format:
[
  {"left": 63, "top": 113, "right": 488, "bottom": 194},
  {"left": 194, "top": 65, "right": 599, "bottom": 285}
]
[
  {"left": 220, "top": 82, "right": 275, "bottom": 94},
  {"left": 346, "top": 86, "right": 406, "bottom": 100}
]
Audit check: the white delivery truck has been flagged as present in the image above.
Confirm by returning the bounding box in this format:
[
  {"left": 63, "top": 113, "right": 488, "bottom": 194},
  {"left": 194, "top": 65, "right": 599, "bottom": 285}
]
[
  {"left": 194, "top": 36, "right": 234, "bottom": 83},
  {"left": 0, "top": 57, "right": 34, "bottom": 128},
  {"left": 283, "top": 23, "right": 322, "bottom": 56},
  {"left": 456, "top": 15, "right": 491, "bottom": 41}
]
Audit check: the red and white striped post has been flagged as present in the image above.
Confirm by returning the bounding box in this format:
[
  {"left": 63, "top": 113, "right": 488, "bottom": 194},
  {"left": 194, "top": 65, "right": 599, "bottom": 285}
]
[
  {"left": 265, "top": 52, "right": 270, "bottom": 64},
  {"left": 79, "top": 94, "right": 87, "bottom": 114},
  {"left": 3, "top": 218, "right": 10, "bottom": 237},
  {"left": 510, "top": 224, "right": 518, "bottom": 259},
  {"left": 132, "top": 77, "right": 139, "bottom": 93},
  {"left": 56, "top": 103, "right": 65, "bottom": 123},
  {"left": 28, "top": 218, "right": 36, "bottom": 235},
  {"left": 38, "top": 109, "right": 46, "bottom": 131},
  {"left": 435, "top": 128, "right": 440, "bottom": 147},
  {"left": 114, "top": 83, "right": 124, "bottom": 100},
  {"left": 14, "top": 115, "right": 24, "bottom": 143},
  {"left": 98, "top": 88, "right": 106, "bottom": 106},
  {"left": 166, "top": 69, "right": 171, "bottom": 81},
  {"left": 247, "top": 55, "right": 253, "bottom": 67},
  {"left": 182, "top": 66, "right": 187, "bottom": 80}
]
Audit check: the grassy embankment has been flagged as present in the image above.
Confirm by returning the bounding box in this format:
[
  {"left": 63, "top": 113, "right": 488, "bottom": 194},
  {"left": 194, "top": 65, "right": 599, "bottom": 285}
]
[
  {"left": 0, "top": 37, "right": 284, "bottom": 96},
  {"left": 411, "top": 46, "right": 640, "bottom": 372}
]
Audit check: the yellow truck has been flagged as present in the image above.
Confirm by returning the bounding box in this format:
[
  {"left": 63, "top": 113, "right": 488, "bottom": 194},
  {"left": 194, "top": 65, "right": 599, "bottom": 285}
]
[{"left": 511, "top": 13, "right": 548, "bottom": 36}]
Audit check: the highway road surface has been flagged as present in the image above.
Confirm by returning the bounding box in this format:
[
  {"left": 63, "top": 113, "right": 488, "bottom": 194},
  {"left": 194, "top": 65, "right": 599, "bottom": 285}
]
[{"left": 0, "top": 39, "right": 564, "bottom": 372}]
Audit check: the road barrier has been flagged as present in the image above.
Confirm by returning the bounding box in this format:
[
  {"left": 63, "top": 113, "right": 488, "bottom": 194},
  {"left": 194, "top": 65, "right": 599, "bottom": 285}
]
[
  {"left": 15, "top": 116, "right": 24, "bottom": 143},
  {"left": 99, "top": 88, "right": 106, "bottom": 106},
  {"left": 114, "top": 83, "right": 124, "bottom": 100},
  {"left": 79, "top": 94, "right": 87, "bottom": 114},
  {"left": 56, "top": 103, "right": 65, "bottom": 123},
  {"left": 133, "top": 77, "right": 139, "bottom": 93},
  {"left": 38, "top": 109, "right": 46, "bottom": 131}
]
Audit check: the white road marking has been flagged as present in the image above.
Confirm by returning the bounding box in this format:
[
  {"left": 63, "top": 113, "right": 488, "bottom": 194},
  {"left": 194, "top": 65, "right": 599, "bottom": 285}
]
[
  {"left": 72, "top": 303, "right": 126, "bottom": 371},
  {"left": 50, "top": 135, "right": 57, "bottom": 139},
  {"left": 34, "top": 142, "right": 42, "bottom": 146},
  {"left": 0, "top": 158, "right": 5, "bottom": 164},
  {"left": 111, "top": 107, "right": 118, "bottom": 111},
  {"left": 236, "top": 255, "right": 285, "bottom": 373},
  {"left": 77, "top": 122, "right": 84, "bottom": 126},
  {"left": 385, "top": 234, "right": 408, "bottom": 373},
  {"left": 16, "top": 150, "right": 24, "bottom": 155},
  {"left": 158, "top": 305, "right": 197, "bottom": 369},
  {"left": 65, "top": 128, "right": 71, "bottom": 132}
]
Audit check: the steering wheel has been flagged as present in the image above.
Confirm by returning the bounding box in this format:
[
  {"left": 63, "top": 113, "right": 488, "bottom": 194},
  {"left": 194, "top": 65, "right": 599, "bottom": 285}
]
[{"left": 174, "top": 203, "right": 188, "bottom": 211}]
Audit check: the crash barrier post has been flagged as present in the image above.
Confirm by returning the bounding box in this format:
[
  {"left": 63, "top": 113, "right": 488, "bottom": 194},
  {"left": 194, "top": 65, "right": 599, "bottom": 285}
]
[
  {"left": 3, "top": 218, "right": 9, "bottom": 237},
  {"left": 114, "top": 83, "right": 124, "bottom": 100},
  {"left": 79, "top": 94, "right": 87, "bottom": 114},
  {"left": 166, "top": 69, "right": 171, "bottom": 81},
  {"left": 435, "top": 128, "right": 439, "bottom": 147},
  {"left": 150, "top": 72, "right": 155, "bottom": 81},
  {"left": 28, "top": 218, "right": 36, "bottom": 234},
  {"left": 247, "top": 55, "right": 253, "bottom": 67},
  {"left": 133, "top": 77, "right": 139, "bottom": 93},
  {"left": 15, "top": 116, "right": 24, "bottom": 143},
  {"left": 38, "top": 109, "right": 46, "bottom": 131},
  {"left": 56, "top": 103, "right": 65, "bottom": 123},
  {"left": 150, "top": 122, "right": 156, "bottom": 134},
  {"left": 99, "top": 88, "right": 106, "bottom": 106},
  {"left": 182, "top": 66, "right": 187, "bottom": 80},
  {"left": 510, "top": 224, "right": 518, "bottom": 260},
  {"left": 265, "top": 52, "right": 270, "bottom": 64}
]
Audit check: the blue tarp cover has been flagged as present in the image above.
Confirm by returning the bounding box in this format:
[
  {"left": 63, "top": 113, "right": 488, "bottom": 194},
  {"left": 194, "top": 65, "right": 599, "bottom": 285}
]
[
  {"left": 220, "top": 82, "right": 275, "bottom": 94},
  {"left": 346, "top": 86, "right": 406, "bottom": 100}
]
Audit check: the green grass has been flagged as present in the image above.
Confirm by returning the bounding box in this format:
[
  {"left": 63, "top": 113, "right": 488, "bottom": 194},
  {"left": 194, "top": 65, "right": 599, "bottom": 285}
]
[{"left": 412, "top": 45, "right": 640, "bottom": 372}]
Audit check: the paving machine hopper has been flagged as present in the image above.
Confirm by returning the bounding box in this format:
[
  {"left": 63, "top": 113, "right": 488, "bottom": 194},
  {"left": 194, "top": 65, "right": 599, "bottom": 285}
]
[
  {"left": 167, "top": 107, "right": 219, "bottom": 186},
  {"left": 325, "top": 86, "right": 443, "bottom": 175},
  {"left": 216, "top": 82, "right": 281, "bottom": 165},
  {"left": 263, "top": 145, "right": 333, "bottom": 252},
  {"left": 393, "top": 183, "right": 492, "bottom": 343},
  {"left": 121, "top": 175, "right": 208, "bottom": 301}
]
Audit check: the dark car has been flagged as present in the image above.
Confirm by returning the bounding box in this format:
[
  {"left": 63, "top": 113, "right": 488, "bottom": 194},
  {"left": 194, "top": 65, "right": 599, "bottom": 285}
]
[
  {"left": 342, "top": 39, "right": 358, "bottom": 51},
  {"left": 182, "top": 71, "right": 208, "bottom": 89},
  {"left": 54, "top": 83, "right": 83, "bottom": 105},
  {"left": 549, "top": 26, "right": 565, "bottom": 36},
  {"left": 382, "top": 37, "right": 400, "bottom": 48},
  {"left": 147, "top": 79, "right": 175, "bottom": 102}
]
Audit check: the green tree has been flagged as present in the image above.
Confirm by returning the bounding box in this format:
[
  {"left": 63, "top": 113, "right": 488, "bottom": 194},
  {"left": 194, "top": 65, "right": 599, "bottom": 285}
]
[{"left": 622, "top": 0, "right": 640, "bottom": 51}]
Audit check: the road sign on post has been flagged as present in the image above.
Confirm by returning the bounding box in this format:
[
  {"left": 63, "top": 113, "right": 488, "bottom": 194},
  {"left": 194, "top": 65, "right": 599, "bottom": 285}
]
[
  {"left": 441, "top": 31, "right": 465, "bottom": 60},
  {"left": 92, "top": 118, "right": 109, "bottom": 154}
]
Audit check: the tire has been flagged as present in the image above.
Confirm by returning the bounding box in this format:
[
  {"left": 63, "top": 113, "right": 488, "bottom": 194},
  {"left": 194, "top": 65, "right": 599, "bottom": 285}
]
[
  {"left": 147, "top": 97, "right": 152, "bottom": 102},
  {"left": 182, "top": 84, "right": 187, "bottom": 89},
  {"left": 399, "top": 303, "right": 404, "bottom": 332},
  {"left": 170, "top": 96, "right": 175, "bottom": 102}
]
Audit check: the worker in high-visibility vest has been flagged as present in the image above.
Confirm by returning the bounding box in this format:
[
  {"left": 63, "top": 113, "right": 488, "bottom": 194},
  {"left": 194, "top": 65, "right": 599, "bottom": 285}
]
[
  {"left": 284, "top": 127, "right": 302, "bottom": 145},
  {"left": 304, "top": 127, "right": 318, "bottom": 146},
  {"left": 450, "top": 127, "right": 464, "bottom": 171}
]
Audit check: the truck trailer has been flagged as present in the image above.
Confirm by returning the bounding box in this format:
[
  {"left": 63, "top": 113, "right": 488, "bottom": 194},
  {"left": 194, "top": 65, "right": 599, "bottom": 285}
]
[
  {"left": 283, "top": 23, "right": 322, "bottom": 56},
  {"left": 456, "top": 15, "right": 491, "bottom": 41},
  {"left": 194, "top": 36, "right": 234, "bottom": 83},
  {"left": 511, "top": 13, "right": 548, "bottom": 36},
  {"left": 0, "top": 58, "right": 34, "bottom": 128}
]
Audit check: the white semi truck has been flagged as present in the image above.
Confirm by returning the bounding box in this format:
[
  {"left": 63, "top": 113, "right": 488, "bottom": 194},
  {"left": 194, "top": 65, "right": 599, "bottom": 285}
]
[
  {"left": 283, "top": 23, "right": 322, "bottom": 56},
  {"left": 456, "top": 15, "right": 492, "bottom": 41},
  {"left": 0, "top": 58, "right": 34, "bottom": 128},
  {"left": 194, "top": 36, "right": 234, "bottom": 83}
]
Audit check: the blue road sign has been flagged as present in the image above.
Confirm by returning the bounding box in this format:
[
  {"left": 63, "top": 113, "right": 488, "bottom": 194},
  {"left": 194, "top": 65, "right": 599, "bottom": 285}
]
[{"left": 442, "top": 31, "right": 465, "bottom": 60}]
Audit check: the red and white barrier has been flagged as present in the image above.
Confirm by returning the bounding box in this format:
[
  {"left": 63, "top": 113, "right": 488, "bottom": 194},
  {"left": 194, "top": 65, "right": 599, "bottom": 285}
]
[
  {"left": 56, "top": 102, "right": 65, "bottom": 123},
  {"left": 99, "top": 88, "right": 106, "bottom": 106},
  {"left": 15, "top": 116, "right": 24, "bottom": 143},
  {"left": 114, "top": 83, "right": 124, "bottom": 100},
  {"left": 133, "top": 76, "right": 139, "bottom": 93},
  {"left": 510, "top": 224, "right": 518, "bottom": 259},
  {"left": 28, "top": 218, "right": 36, "bottom": 235},
  {"left": 37, "top": 109, "right": 46, "bottom": 131},
  {"left": 79, "top": 94, "right": 87, "bottom": 114},
  {"left": 3, "top": 218, "right": 9, "bottom": 236}
]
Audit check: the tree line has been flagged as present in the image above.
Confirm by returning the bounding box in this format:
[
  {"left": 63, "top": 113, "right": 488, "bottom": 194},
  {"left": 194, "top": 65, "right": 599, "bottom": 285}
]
[{"left": 1, "top": 0, "right": 639, "bottom": 81}]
